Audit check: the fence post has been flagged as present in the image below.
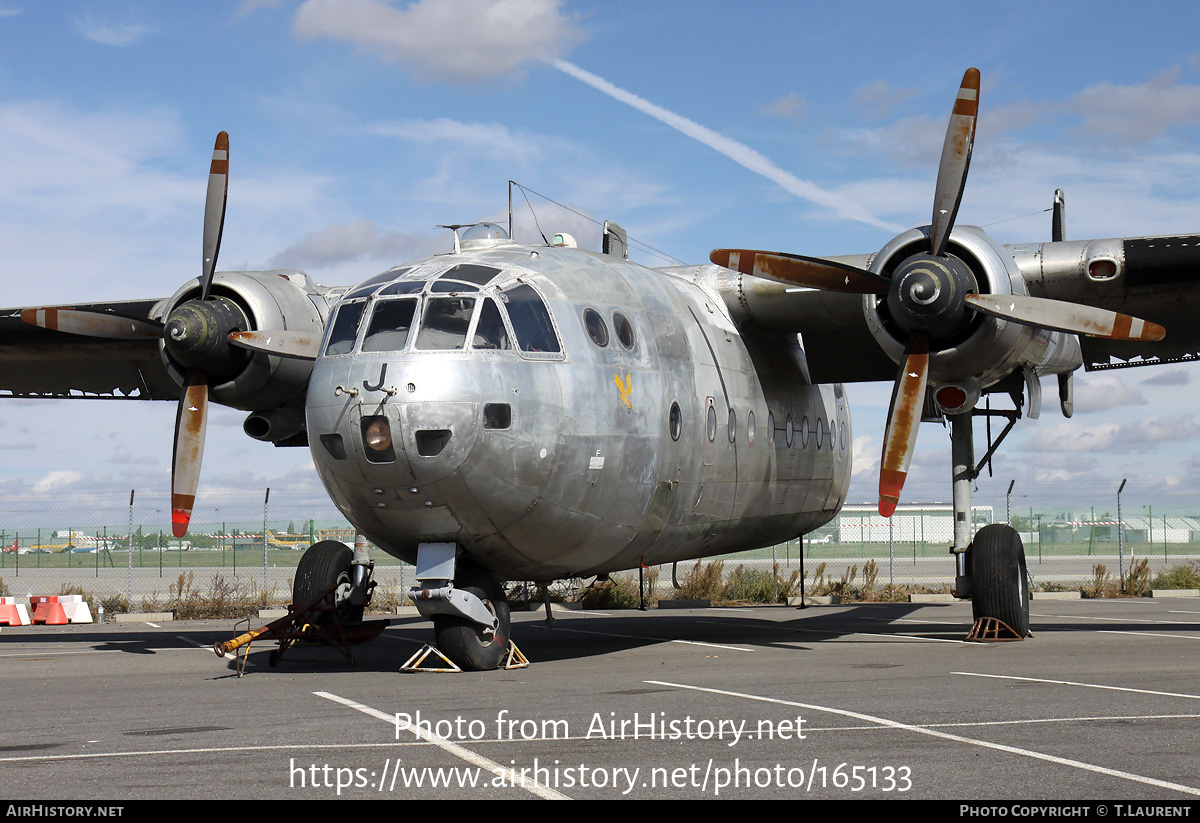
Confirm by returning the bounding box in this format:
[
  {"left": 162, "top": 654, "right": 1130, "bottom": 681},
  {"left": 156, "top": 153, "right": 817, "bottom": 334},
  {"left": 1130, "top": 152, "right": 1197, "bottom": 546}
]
[
  {"left": 127, "top": 490, "right": 135, "bottom": 607},
  {"left": 1117, "top": 479, "right": 1126, "bottom": 592},
  {"left": 263, "top": 488, "right": 270, "bottom": 591}
]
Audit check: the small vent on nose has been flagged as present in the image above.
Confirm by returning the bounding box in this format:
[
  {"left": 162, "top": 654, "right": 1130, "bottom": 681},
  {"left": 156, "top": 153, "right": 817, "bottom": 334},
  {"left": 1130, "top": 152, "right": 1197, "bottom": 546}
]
[{"left": 415, "top": 429, "right": 452, "bottom": 457}]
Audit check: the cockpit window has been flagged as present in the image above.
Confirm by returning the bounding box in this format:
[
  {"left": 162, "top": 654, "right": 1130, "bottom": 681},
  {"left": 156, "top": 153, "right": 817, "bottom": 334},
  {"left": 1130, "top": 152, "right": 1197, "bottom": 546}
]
[
  {"left": 345, "top": 268, "right": 411, "bottom": 300},
  {"left": 472, "top": 298, "right": 511, "bottom": 350},
  {"left": 379, "top": 280, "right": 424, "bottom": 296},
  {"left": 324, "top": 301, "right": 367, "bottom": 356},
  {"left": 416, "top": 297, "right": 477, "bottom": 350},
  {"left": 362, "top": 298, "right": 417, "bottom": 353},
  {"left": 440, "top": 264, "right": 501, "bottom": 286},
  {"left": 504, "top": 284, "right": 561, "bottom": 354},
  {"left": 431, "top": 280, "right": 479, "bottom": 293}
]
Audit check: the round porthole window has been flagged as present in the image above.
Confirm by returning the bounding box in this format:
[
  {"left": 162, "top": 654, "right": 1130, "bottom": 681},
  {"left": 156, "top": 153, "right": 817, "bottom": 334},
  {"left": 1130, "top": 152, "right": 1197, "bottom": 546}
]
[
  {"left": 785, "top": 414, "right": 794, "bottom": 448},
  {"left": 706, "top": 403, "right": 717, "bottom": 442},
  {"left": 747, "top": 411, "right": 756, "bottom": 446},
  {"left": 767, "top": 411, "right": 775, "bottom": 447},
  {"left": 801, "top": 415, "right": 810, "bottom": 448},
  {"left": 613, "top": 312, "right": 635, "bottom": 349},
  {"left": 584, "top": 308, "right": 609, "bottom": 347},
  {"left": 669, "top": 402, "right": 682, "bottom": 441}
]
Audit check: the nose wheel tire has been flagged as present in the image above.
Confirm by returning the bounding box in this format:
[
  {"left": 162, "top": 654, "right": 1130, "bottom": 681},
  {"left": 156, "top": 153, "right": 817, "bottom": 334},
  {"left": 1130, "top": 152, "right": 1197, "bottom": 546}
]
[
  {"left": 433, "top": 570, "right": 510, "bottom": 671},
  {"left": 293, "top": 541, "right": 364, "bottom": 626},
  {"left": 969, "top": 524, "right": 1030, "bottom": 637}
]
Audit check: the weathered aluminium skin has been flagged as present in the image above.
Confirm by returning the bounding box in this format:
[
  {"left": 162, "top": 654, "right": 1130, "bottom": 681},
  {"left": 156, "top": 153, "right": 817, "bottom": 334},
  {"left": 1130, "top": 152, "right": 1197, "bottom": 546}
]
[{"left": 306, "top": 241, "right": 850, "bottom": 581}]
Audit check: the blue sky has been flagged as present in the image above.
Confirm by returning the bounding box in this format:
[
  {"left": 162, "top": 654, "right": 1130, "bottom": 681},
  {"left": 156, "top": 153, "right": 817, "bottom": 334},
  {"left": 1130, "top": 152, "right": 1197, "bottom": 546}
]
[{"left": 4, "top": 0, "right": 1200, "bottom": 519}]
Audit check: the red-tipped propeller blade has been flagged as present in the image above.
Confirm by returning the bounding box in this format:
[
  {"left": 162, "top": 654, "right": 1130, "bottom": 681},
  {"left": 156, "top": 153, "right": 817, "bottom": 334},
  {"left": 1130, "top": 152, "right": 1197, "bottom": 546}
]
[
  {"left": 20, "top": 308, "right": 162, "bottom": 339},
  {"left": 930, "top": 68, "right": 979, "bottom": 258},
  {"left": 201, "top": 132, "right": 229, "bottom": 301},
  {"left": 710, "top": 249, "right": 889, "bottom": 294},
  {"left": 879, "top": 332, "right": 930, "bottom": 517},
  {"left": 964, "top": 293, "right": 1165, "bottom": 341},
  {"left": 171, "top": 370, "right": 208, "bottom": 538}
]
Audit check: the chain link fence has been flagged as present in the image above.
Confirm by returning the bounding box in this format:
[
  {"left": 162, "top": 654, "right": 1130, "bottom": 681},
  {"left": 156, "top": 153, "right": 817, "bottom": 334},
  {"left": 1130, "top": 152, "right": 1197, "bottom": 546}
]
[{"left": 1, "top": 481, "right": 1196, "bottom": 611}]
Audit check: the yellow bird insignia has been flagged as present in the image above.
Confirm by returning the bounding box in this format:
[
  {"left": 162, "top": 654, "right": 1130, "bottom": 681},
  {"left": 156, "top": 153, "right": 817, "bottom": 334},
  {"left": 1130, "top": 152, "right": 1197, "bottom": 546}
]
[{"left": 614, "top": 373, "right": 633, "bottom": 410}]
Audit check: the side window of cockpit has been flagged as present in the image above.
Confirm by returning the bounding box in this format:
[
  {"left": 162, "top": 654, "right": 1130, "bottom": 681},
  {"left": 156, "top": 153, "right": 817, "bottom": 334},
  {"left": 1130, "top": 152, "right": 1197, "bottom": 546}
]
[
  {"left": 504, "top": 284, "right": 561, "bottom": 354},
  {"left": 324, "top": 301, "right": 367, "bottom": 356},
  {"left": 362, "top": 298, "right": 417, "bottom": 353},
  {"left": 416, "top": 296, "right": 477, "bottom": 351},
  {"left": 473, "top": 298, "right": 511, "bottom": 350}
]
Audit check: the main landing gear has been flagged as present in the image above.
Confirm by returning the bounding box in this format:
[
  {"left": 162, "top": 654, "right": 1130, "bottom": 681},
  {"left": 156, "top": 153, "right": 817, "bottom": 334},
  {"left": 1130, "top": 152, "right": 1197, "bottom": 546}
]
[
  {"left": 948, "top": 408, "right": 1032, "bottom": 641},
  {"left": 408, "top": 543, "right": 518, "bottom": 671}
]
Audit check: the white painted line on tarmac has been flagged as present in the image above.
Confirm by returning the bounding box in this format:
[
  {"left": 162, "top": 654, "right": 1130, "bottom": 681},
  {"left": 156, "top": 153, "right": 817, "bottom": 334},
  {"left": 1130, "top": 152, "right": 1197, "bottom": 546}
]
[
  {"left": 0, "top": 649, "right": 121, "bottom": 657},
  {"left": 953, "top": 671, "right": 1200, "bottom": 700},
  {"left": 314, "top": 691, "right": 570, "bottom": 800},
  {"left": 535, "top": 624, "right": 754, "bottom": 652},
  {"left": 852, "top": 632, "right": 973, "bottom": 644},
  {"left": 648, "top": 679, "right": 1200, "bottom": 797},
  {"left": 1098, "top": 629, "right": 1200, "bottom": 641},
  {"left": 1032, "top": 612, "right": 1200, "bottom": 625},
  {"left": 145, "top": 622, "right": 161, "bottom": 628}
]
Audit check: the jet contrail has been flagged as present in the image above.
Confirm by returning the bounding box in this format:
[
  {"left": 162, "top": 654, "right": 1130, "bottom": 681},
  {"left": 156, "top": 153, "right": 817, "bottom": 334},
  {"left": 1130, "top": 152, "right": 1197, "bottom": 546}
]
[{"left": 550, "top": 59, "right": 899, "bottom": 233}]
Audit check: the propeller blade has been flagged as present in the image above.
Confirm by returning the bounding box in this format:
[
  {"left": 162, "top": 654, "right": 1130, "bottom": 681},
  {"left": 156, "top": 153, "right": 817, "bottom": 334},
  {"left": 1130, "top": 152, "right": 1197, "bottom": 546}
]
[
  {"left": 171, "top": 370, "right": 209, "bottom": 538},
  {"left": 228, "top": 329, "right": 321, "bottom": 360},
  {"left": 964, "top": 293, "right": 1165, "bottom": 341},
  {"left": 200, "top": 132, "right": 229, "bottom": 301},
  {"left": 879, "top": 332, "right": 930, "bottom": 517},
  {"left": 20, "top": 308, "right": 162, "bottom": 339},
  {"left": 930, "top": 68, "right": 980, "bottom": 258},
  {"left": 710, "top": 248, "right": 889, "bottom": 294}
]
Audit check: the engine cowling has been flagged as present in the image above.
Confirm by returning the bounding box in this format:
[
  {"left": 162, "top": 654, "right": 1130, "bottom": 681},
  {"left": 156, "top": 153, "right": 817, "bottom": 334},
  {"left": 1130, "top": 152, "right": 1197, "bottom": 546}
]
[
  {"left": 157, "top": 270, "right": 327, "bottom": 412},
  {"left": 864, "top": 225, "right": 1036, "bottom": 389}
]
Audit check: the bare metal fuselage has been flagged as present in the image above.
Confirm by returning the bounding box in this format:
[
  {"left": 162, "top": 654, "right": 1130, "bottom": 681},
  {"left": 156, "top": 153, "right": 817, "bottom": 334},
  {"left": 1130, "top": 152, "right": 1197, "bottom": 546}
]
[{"left": 306, "top": 243, "right": 850, "bottom": 581}]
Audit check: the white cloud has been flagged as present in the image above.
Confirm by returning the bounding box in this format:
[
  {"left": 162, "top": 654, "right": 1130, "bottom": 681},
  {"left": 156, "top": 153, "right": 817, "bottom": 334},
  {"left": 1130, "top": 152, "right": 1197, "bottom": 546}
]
[
  {"left": 762, "top": 93, "right": 805, "bottom": 120},
  {"left": 1067, "top": 77, "right": 1200, "bottom": 144},
  {"left": 1071, "top": 374, "right": 1146, "bottom": 413},
  {"left": 853, "top": 80, "right": 918, "bottom": 120},
  {"left": 292, "top": 0, "right": 581, "bottom": 83},
  {"left": 32, "top": 470, "right": 84, "bottom": 494},
  {"left": 269, "top": 218, "right": 441, "bottom": 268},
  {"left": 73, "top": 14, "right": 151, "bottom": 47}
]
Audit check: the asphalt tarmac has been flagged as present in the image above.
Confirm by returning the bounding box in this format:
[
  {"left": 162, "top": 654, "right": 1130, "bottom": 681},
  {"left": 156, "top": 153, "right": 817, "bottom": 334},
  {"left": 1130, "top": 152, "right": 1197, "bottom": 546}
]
[{"left": 1, "top": 598, "right": 1198, "bottom": 801}]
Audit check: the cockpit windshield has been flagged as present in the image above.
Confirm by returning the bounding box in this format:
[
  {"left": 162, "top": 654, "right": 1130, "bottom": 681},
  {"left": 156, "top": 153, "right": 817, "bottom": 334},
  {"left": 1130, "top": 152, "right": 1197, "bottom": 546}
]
[{"left": 322, "top": 268, "right": 562, "bottom": 358}]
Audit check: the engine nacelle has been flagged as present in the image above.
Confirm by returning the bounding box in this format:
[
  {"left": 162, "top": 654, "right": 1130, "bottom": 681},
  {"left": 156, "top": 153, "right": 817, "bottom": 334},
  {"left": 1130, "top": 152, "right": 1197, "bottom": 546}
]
[
  {"left": 864, "top": 225, "right": 1036, "bottom": 388},
  {"left": 158, "top": 270, "right": 328, "bottom": 412}
]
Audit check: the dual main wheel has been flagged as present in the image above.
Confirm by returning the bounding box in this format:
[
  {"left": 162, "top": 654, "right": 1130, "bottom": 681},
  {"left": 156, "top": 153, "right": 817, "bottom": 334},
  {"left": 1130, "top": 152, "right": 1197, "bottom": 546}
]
[
  {"left": 969, "top": 524, "right": 1031, "bottom": 637},
  {"left": 433, "top": 567, "right": 511, "bottom": 671}
]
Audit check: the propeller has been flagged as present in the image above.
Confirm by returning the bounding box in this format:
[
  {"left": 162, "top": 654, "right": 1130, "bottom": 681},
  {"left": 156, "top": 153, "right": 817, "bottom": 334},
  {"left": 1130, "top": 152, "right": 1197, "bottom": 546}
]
[
  {"left": 20, "top": 133, "right": 237, "bottom": 536},
  {"left": 168, "top": 131, "right": 230, "bottom": 537},
  {"left": 711, "top": 68, "right": 1167, "bottom": 516}
]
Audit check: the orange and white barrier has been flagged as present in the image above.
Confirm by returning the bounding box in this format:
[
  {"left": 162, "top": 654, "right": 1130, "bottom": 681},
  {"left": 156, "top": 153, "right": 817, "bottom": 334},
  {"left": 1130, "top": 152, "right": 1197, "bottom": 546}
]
[
  {"left": 0, "top": 596, "right": 31, "bottom": 626},
  {"left": 58, "top": 594, "right": 93, "bottom": 624}
]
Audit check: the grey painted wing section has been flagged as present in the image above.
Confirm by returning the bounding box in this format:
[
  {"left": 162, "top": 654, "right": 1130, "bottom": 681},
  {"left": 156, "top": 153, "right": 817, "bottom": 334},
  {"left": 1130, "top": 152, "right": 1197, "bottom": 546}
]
[{"left": 0, "top": 299, "right": 179, "bottom": 399}]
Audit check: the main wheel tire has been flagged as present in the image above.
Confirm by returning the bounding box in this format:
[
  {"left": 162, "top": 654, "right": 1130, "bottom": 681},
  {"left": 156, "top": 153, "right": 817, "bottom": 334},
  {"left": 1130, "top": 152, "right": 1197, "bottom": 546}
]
[
  {"left": 293, "top": 541, "right": 364, "bottom": 626},
  {"left": 433, "top": 569, "right": 510, "bottom": 671},
  {"left": 970, "top": 524, "right": 1030, "bottom": 637}
]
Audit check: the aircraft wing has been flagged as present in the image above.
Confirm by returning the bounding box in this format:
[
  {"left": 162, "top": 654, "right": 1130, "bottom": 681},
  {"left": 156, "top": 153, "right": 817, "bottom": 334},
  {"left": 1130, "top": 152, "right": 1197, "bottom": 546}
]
[
  {"left": 1010, "top": 234, "right": 1200, "bottom": 371},
  {"left": 0, "top": 298, "right": 179, "bottom": 400}
]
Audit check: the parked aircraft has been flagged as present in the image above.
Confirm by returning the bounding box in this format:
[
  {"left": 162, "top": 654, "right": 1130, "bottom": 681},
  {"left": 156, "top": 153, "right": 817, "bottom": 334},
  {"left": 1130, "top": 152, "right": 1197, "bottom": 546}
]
[{"left": 2, "top": 69, "right": 1192, "bottom": 669}]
